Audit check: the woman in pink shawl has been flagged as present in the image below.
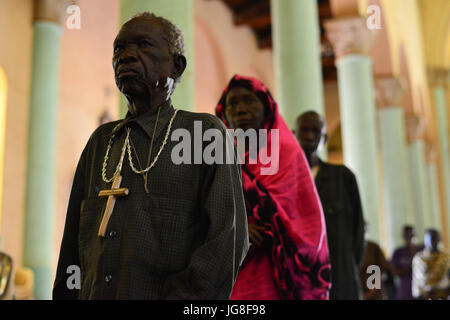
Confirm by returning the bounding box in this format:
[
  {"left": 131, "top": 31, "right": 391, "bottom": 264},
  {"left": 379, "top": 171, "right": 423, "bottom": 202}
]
[{"left": 216, "top": 75, "right": 331, "bottom": 300}]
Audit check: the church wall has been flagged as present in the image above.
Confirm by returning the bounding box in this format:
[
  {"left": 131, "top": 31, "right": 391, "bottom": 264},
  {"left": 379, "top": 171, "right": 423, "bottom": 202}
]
[
  {"left": 0, "top": 0, "right": 34, "bottom": 267},
  {"left": 194, "top": 0, "right": 275, "bottom": 114}
]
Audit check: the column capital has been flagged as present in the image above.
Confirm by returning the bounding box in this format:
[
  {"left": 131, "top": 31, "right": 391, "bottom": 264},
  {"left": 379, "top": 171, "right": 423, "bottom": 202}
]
[
  {"left": 324, "top": 17, "right": 377, "bottom": 60},
  {"left": 33, "top": 0, "right": 74, "bottom": 25},
  {"left": 405, "top": 113, "right": 426, "bottom": 143},
  {"left": 425, "top": 140, "right": 439, "bottom": 163},
  {"left": 375, "top": 76, "right": 404, "bottom": 109},
  {"left": 427, "top": 67, "right": 449, "bottom": 88}
]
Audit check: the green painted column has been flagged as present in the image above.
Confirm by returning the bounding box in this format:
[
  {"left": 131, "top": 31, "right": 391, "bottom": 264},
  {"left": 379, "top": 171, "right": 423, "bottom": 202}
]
[
  {"left": 119, "top": 0, "right": 194, "bottom": 117},
  {"left": 24, "top": 16, "right": 63, "bottom": 299},
  {"left": 325, "top": 17, "right": 381, "bottom": 242},
  {"left": 407, "top": 139, "right": 432, "bottom": 241},
  {"left": 433, "top": 86, "right": 450, "bottom": 243},
  {"left": 427, "top": 161, "right": 442, "bottom": 229},
  {"left": 378, "top": 106, "right": 415, "bottom": 254},
  {"left": 270, "top": 0, "right": 325, "bottom": 128}
]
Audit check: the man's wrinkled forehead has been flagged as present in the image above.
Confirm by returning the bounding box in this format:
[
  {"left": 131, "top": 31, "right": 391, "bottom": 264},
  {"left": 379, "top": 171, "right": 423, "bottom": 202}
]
[{"left": 115, "top": 17, "right": 169, "bottom": 44}]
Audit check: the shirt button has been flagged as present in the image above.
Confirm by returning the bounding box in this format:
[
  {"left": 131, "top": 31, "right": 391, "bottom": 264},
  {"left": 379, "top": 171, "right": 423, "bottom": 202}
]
[
  {"left": 109, "top": 230, "right": 117, "bottom": 238},
  {"left": 105, "top": 275, "right": 112, "bottom": 283}
]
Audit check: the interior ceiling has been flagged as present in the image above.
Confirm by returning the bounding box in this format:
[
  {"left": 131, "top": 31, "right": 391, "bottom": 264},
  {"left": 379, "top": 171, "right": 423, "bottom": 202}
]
[{"left": 218, "top": 0, "right": 336, "bottom": 80}]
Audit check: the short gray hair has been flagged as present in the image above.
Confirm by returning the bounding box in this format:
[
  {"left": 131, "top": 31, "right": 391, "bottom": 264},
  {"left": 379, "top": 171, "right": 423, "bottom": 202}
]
[{"left": 128, "top": 12, "right": 185, "bottom": 57}]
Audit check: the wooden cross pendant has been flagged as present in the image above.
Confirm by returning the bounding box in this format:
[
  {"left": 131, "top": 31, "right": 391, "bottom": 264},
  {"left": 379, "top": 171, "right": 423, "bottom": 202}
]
[{"left": 97, "top": 173, "right": 129, "bottom": 237}]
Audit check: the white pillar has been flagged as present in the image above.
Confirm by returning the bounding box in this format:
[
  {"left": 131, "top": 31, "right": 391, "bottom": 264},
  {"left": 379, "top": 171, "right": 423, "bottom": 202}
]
[
  {"left": 270, "top": 0, "right": 325, "bottom": 127},
  {"left": 405, "top": 115, "right": 433, "bottom": 241},
  {"left": 376, "top": 77, "right": 414, "bottom": 254},
  {"left": 325, "top": 17, "right": 381, "bottom": 242}
]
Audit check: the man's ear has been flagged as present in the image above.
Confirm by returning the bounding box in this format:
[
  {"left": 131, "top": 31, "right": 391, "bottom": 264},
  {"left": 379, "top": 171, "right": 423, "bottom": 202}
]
[{"left": 172, "top": 54, "right": 187, "bottom": 80}]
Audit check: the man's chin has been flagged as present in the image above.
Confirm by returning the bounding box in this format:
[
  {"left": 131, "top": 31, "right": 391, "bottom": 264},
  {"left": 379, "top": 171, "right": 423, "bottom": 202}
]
[
  {"left": 116, "top": 78, "right": 147, "bottom": 98},
  {"left": 301, "top": 146, "right": 318, "bottom": 155}
]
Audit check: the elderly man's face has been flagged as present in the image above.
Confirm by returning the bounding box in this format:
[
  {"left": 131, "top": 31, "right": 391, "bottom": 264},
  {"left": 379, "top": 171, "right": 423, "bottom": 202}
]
[{"left": 112, "top": 17, "right": 173, "bottom": 99}]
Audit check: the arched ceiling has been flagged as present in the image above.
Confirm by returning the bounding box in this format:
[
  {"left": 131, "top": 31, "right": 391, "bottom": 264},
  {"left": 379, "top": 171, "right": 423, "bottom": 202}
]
[{"left": 418, "top": 0, "right": 450, "bottom": 69}]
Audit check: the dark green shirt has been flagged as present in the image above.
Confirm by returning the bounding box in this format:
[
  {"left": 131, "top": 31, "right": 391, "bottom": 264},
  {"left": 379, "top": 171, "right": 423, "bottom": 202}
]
[{"left": 53, "top": 102, "right": 249, "bottom": 299}]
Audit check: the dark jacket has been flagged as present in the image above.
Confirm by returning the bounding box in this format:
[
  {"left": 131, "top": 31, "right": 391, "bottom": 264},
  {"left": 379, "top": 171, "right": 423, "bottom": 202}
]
[
  {"left": 315, "top": 160, "right": 365, "bottom": 300},
  {"left": 53, "top": 103, "right": 249, "bottom": 299}
]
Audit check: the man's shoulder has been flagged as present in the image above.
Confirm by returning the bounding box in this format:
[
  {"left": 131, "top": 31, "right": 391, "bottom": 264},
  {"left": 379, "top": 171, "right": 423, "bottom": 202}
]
[
  {"left": 176, "top": 110, "right": 227, "bottom": 131},
  {"left": 82, "top": 120, "right": 124, "bottom": 150},
  {"left": 321, "top": 161, "right": 356, "bottom": 177},
  {"left": 90, "top": 120, "right": 123, "bottom": 139}
]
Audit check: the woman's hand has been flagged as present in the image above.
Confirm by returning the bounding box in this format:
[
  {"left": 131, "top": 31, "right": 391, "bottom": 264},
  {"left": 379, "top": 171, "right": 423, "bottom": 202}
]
[{"left": 248, "top": 223, "right": 268, "bottom": 247}]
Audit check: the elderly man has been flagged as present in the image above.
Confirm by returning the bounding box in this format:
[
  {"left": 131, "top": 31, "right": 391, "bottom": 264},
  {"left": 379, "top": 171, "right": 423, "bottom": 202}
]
[
  {"left": 412, "top": 229, "right": 449, "bottom": 300},
  {"left": 53, "top": 12, "right": 248, "bottom": 299},
  {"left": 296, "top": 111, "right": 365, "bottom": 300}
]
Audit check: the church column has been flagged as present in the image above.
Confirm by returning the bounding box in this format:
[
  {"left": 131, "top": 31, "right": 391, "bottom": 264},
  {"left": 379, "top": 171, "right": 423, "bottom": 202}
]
[
  {"left": 24, "top": 0, "right": 66, "bottom": 299},
  {"left": 119, "top": 0, "right": 194, "bottom": 117},
  {"left": 429, "top": 68, "right": 450, "bottom": 244},
  {"left": 270, "top": 0, "right": 325, "bottom": 128},
  {"left": 405, "top": 115, "right": 432, "bottom": 241},
  {"left": 425, "top": 143, "right": 442, "bottom": 230},
  {"left": 325, "top": 17, "right": 381, "bottom": 242},
  {"left": 376, "top": 77, "right": 414, "bottom": 254}
]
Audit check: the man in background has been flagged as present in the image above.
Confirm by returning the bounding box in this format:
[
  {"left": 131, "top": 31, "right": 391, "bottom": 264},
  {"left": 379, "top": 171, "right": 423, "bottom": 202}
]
[
  {"left": 296, "top": 111, "right": 365, "bottom": 300},
  {"left": 391, "top": 225, "right": 424, "bottom": 299},
  {"left": 412, "top": 229, "right": 449, "bottom": 300}
]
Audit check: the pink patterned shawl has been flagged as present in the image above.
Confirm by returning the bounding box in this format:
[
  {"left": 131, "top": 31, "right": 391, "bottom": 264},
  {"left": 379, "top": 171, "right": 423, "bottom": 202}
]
[{"left": 216, "top": 75, "right": 331, "bottom": 299}]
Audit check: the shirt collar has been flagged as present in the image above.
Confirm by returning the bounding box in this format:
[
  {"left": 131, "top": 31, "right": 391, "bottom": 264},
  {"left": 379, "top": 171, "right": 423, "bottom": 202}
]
[
  {"left": 314, "top": 158, "right": 328, "bottom": 181},
  {"left": 119, "top": 99, "right": 175, "bottom": 139}
]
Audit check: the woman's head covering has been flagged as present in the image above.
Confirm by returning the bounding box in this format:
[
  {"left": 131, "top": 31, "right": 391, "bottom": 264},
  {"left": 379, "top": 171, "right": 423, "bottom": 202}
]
[{"left": 216, "top": 74, "right": 331, "bottom": 299}]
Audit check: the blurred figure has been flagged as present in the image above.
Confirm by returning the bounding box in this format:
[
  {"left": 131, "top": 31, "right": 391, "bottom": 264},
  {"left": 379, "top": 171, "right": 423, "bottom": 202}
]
[
  {"left": 216, "top": 75, "right": 331, "bottom": 299},
  {"left": 390, "top": 225, "right": 424, "bottom": 299},
  {"left": 0, "top": 252, "right": 13, "bottom": 300},
  {"left": 412, "top": 229, "right": 449, "bottom": 299},
  {"left": 359, "top": 222, "right": 391, "bottom": 300},
  {"left": 296, "top": 111, "right": 365, "bottom": 300},
  {"left": 14, "top": 267, "right": 34, "bottom": 300}
]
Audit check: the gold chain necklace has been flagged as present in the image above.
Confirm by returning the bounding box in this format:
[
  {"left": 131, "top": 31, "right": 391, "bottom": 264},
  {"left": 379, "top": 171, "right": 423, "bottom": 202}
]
[{"left": 102, "top": 109, "right": 179, "bottom": 186}]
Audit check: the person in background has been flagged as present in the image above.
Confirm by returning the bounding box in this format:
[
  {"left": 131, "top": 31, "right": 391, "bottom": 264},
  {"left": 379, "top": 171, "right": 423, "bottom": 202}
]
[
  {"left": 296, "top": 111, "right": 365, "bottom": 300},
  {"left": 215, "top": 75, "right": 331, "bottom": 300},
  {"left": 359, "top": 222, "right": 391, "bottom": 300},
  {"left": 390, "top": 225, "right": 424, "bottom": 299},
  {"left": 412, "top": 229, "right": 449, "bottom": 300}
]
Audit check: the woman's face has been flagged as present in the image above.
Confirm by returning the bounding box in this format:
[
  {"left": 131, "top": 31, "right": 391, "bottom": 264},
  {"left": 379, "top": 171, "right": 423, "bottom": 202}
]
[{"left": 224, "top": 86, "right": 266, "bottom": 131}]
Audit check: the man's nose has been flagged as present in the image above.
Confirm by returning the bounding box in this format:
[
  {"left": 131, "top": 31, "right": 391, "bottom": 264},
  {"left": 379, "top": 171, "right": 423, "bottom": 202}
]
[{"left": 117, "top": 47, "right": 138, "bottom": 65}]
